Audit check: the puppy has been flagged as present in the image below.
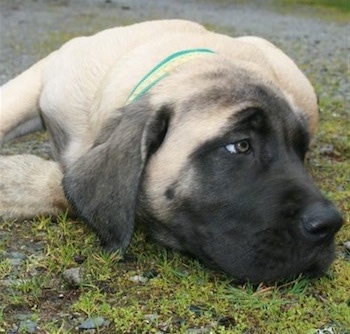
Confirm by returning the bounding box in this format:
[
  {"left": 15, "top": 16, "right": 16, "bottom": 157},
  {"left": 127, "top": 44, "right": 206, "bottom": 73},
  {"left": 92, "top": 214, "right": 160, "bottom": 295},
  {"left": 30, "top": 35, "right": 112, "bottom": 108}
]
[{"left": 0, "top": 20, "right": 343, "bottom": 282}]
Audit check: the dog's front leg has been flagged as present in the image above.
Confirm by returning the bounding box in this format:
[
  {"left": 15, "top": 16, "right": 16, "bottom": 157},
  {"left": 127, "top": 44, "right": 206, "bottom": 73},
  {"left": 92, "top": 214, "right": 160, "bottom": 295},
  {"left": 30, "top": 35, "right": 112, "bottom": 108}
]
[{"left": 0, "top": 155, "right": 70, "bottom": 220}]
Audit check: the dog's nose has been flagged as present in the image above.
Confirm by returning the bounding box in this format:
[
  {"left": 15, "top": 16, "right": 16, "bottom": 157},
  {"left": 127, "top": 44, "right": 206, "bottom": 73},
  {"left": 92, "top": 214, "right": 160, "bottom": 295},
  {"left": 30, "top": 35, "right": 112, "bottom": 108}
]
[{"left": 301, "top": 202, "right": 343, "bottom": 241}]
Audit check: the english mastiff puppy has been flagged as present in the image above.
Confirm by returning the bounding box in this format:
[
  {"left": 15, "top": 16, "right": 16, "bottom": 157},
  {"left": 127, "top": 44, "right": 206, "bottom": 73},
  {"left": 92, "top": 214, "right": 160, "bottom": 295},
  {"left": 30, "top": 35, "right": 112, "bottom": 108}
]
[{"left": 0, "top": 20, "right": 343, "bottom": 282}]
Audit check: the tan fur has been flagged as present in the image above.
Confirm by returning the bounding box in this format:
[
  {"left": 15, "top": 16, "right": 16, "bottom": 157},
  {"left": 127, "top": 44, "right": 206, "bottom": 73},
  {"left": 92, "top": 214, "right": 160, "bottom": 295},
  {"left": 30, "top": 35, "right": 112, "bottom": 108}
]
[
  {"left": 0, "top": 155, "right": 69, "bottom": 219},
  {"left": 0, "top": 20, "right": 318, "bottom": 220}
]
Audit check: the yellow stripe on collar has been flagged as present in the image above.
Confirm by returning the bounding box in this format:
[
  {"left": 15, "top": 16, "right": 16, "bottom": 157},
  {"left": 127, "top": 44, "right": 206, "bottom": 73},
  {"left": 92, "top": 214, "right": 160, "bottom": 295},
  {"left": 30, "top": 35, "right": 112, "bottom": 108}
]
[{"left": 125, "top": 48, "right": 216, "bottom": 105}]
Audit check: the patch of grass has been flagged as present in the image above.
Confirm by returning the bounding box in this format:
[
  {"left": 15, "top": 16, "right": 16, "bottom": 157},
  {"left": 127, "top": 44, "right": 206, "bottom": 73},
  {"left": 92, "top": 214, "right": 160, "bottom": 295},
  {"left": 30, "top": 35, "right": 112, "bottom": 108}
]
[
  {"left": 272, "top": 0, "right": 350, "bottom": 22},
  {"left": 199, "top": 0, "right": 349, "bottom": 22},
  {"left": 278, "top": 0, "right": 350, "bottom": 12},
  {"left": 1, "top": 206, "right": 349, "bottom": 333}
]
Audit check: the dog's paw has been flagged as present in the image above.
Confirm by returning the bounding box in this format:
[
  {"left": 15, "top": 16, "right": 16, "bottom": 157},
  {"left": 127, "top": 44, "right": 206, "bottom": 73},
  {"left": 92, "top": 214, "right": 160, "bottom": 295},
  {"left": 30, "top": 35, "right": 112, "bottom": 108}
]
[{"left": 0, "top": 155, "right": 69, "bottom": 220}]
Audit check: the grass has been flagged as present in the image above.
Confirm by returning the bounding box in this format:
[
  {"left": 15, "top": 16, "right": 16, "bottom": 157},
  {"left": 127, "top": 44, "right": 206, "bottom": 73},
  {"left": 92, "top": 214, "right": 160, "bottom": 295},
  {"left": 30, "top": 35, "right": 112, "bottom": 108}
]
[
  {"left": 200, "top": 0, "right": 349, "bottom": 22},
  {"left": 272, "top": 0, "right": 350, "bottom": 22},
  {"left": 277, "top": 0, "right": 350, "bottom": 12},
  {"left": 1, "top": 208, "right": 349, "bottom": 333},
  {"left": 1, "top": 90, "right": 349, "bottom": 334}
]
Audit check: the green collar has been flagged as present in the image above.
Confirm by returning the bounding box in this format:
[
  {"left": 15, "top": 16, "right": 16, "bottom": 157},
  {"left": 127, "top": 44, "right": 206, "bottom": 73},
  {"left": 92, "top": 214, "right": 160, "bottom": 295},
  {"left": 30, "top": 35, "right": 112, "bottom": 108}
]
[{"left": 125, "top": 48, "right": 215, "bottom": 105}]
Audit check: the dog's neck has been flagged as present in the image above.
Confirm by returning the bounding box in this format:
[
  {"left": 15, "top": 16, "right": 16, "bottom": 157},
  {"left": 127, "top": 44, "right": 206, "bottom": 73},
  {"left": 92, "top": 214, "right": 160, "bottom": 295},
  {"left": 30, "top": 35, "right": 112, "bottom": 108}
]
[{"left": 125, "top": 48, "right": 215, "bottom": 105}]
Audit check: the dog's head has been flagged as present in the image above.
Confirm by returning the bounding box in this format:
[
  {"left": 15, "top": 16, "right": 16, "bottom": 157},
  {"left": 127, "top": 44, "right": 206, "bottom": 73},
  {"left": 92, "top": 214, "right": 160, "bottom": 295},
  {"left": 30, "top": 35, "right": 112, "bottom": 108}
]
[{"left": 63, "top": 57, "right": 343, "bottom": 283}]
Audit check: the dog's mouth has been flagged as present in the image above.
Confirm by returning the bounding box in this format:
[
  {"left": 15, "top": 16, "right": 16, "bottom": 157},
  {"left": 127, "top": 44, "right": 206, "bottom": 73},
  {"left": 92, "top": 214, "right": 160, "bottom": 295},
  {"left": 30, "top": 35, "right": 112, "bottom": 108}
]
[
  {"left": 208, "top": 252, "right": 334, "bottom": 284},
  {"left": 302, "top": 262, "right": 328, "bottom": 279},
  {"left": 143, "top": 205, "right": 341, "bottom": 283},
  {"left": 188, "top": 225, "right": 338, "bottom": 284}
]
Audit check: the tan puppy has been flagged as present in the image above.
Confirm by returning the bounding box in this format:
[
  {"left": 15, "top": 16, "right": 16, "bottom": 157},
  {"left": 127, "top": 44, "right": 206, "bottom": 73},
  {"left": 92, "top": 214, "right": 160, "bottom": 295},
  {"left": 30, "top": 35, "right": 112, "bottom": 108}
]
[{"left": 0, "top": 20, "right": 342, "bottom": 282}]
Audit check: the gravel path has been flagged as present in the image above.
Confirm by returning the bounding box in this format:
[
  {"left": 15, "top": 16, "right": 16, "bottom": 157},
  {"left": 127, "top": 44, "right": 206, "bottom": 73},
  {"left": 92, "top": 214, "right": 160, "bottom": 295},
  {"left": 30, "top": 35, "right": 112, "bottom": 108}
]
[{"left": 1, "top": 0, "right": 349, "bottom": 91}]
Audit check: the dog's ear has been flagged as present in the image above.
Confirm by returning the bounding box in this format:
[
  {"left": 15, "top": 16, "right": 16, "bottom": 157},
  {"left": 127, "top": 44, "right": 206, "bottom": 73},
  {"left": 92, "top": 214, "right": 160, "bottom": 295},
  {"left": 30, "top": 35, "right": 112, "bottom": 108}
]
[{"left": 63, "top": 99, "right": 171, "bottom": 253}]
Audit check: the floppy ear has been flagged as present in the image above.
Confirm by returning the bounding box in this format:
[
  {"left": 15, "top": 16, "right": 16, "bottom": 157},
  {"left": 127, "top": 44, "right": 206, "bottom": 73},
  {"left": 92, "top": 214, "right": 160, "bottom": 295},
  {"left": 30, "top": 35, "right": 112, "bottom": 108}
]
[{"left": 63, "top": 98, "right": 171, "bottom": 253}]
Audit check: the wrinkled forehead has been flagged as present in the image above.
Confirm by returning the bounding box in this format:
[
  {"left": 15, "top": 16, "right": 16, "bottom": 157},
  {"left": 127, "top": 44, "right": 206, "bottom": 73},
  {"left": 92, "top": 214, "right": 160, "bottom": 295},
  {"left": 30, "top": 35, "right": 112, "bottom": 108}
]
[
  {"left": 146, "top": 60, "right": 305, "bottom": 183},
  {"left": 150, "top": 56, "right": 299, "bottom": 120},
  {"left": 152, "top": 57, "right": 304, "bottom": 138},
  {"left": 150, "top": 56, "right": 271, "bottom": 107}
]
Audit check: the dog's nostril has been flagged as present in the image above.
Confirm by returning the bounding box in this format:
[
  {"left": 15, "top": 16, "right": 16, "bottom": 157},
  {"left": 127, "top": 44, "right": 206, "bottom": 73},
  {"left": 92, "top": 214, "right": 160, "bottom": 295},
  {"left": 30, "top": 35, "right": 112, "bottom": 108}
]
[{"left": 301, "top": 202, "right": 343, "bottom": 239}]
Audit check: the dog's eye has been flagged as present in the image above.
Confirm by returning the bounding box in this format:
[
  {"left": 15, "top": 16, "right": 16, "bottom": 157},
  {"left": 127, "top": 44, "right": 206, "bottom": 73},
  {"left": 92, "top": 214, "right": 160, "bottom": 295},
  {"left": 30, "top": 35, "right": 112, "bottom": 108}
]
[{"left": 224, "top": 140, "right": 251, "bottom": 154}]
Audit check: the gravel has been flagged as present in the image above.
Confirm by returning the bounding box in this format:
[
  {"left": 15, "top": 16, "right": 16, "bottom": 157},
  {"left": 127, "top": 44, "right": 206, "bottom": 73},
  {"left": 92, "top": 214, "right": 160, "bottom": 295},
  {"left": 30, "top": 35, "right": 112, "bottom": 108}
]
[
  {"left": 0, "top": 0, "right": 349, "bottom": 95},
  {"left": 0, "top": 0, "right": 348, "bottom": 158}
]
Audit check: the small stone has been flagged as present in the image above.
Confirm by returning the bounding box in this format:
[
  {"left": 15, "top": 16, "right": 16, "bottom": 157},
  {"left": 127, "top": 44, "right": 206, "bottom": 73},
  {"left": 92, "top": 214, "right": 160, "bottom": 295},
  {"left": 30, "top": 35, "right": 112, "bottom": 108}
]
[
  {"left": 319, "top": 144, "right": 339, "bottom": 157},
  {"left": 129, "top": 275, "right": 148, "bottom": 283},
  {"left": 6, "top": 251, "right": 26, "bottom": 266},
  {"left": 186, "top": 327, "right": 211, "bottom": 334},
  {"left": 320, "top": 144, "right": 333, "bottom": 152},
  {"left": 315, "top": 326, "right": 336, "bottom": 334},
  {"left": 16, "top": 313, "right": 32, "bottom": 321},
  {"left": 62, "top": 267, "right": 83, "bottom": 286},
  {"left": 7, "top": 324, "right": 19, "bottom": 334},
  {"left": 18, "top": 319, "right": 38, "bottom": 333},
  {"left": 0, "top": 279, "right": 29, "bottom": 287},
  {"left": 145, "top": 313, "right": 159, "bottom": 323},
  {"left": 344, "top": 241, "right": 350, "bottom": 252},
  {"left": 79, "top": 317, "right": 107, "bottom": 330},
  {"left": 8, "top": 251, "right": 26, "bottom": 259}
]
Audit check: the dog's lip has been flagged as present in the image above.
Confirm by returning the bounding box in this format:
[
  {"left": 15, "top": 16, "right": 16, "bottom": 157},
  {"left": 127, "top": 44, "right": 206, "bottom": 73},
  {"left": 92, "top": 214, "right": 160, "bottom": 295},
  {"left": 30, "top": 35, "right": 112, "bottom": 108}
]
[
  {"left": 197, "top": 235, "right": 335, "bottom": 282},
  {"left": 301, "top": 260, "right": 329, "bottom": 278}
]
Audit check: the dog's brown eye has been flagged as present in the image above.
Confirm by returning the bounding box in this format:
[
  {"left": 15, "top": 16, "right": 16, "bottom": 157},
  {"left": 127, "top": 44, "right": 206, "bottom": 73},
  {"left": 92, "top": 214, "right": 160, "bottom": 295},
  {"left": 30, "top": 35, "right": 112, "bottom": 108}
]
[
  {"left": 236, "top": 140, "right": 250, "bottom": 153},
  {"left": 225, "top": 140, "right": 250, "bottom": 154}
]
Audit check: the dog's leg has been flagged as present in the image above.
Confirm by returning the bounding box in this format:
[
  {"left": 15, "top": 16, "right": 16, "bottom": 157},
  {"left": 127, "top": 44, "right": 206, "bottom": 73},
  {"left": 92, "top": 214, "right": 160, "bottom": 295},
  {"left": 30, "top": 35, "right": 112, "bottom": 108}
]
[
  {"left": 0, "top": 154, "right": 70, "bottom": 220},
  {"left": 0, "top": 54, "right": 56, "bottom": 145}
]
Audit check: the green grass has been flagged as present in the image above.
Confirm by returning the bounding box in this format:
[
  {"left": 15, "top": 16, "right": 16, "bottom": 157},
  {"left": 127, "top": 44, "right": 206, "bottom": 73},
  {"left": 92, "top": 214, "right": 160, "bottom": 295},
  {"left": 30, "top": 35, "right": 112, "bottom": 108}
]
[
  {"left": 1, "top": 98, "right": 349, "bottom": 332},
  {"left": 278, "top": 0, "right": 350, "bottom": 12},
  {"left": 273, "top": 0, "right": 350, "bottom": 21},
  {"left": 1, "top": 210, "right": 349, "bottom": 333}
]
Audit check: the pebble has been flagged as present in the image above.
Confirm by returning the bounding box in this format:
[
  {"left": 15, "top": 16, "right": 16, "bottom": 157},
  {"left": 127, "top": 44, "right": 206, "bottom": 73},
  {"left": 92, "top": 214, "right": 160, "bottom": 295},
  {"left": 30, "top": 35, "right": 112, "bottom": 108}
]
[
  {"left": 319, "top": 144, "right": 335, "bottom": 156},
  {"left": 145, "top": 313, "right": 160, "bottom": 323},
  {"left": 0, "top": 279, "right": 29, "bottom": 287},
  {"left": 186, "top": 328, "right": 211, "bottom": 334},
  {"left": 62, "top": 267, "right": 84, "bottom": 286},
  {"left": 79, "top": 317, "right": 109, "bottom": 330},
  {"left": 315, "top": 326, "right": 336, "bottom": 334},
  {"left": 18, "top": 319, "right": 38, "bottom": 333},
  {"left": 129, "top": 274, "right": 148, "bottom": 283},
  {"left": 5, "top": 251, "right": 27, "bottom": 266},
  {"left": 344, "top": 241, "right": 350, "bottom": 252}
]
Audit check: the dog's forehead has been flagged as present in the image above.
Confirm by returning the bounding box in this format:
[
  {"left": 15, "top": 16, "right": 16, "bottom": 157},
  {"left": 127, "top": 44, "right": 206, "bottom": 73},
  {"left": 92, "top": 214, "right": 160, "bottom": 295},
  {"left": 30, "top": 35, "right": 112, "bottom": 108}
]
[
  {"left": 152, "top": 56, "right": 294, "bottom": 134},
  {"left": 150, "top": 56, "right": 268, "bottom": 107},
  {"left": 145, "top": 59, "right": 295, "bottom": 196}
]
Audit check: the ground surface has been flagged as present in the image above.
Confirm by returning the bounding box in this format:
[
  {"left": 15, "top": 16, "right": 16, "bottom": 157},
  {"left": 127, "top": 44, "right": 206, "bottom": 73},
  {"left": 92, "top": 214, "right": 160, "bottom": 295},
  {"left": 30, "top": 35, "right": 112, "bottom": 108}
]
[{"left": 0, "top": 0, "right": 349, "bottom": 333}]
